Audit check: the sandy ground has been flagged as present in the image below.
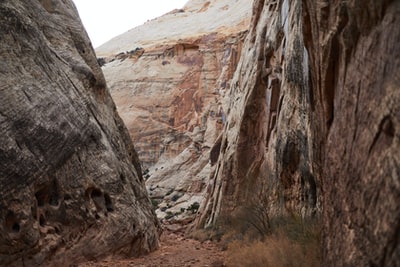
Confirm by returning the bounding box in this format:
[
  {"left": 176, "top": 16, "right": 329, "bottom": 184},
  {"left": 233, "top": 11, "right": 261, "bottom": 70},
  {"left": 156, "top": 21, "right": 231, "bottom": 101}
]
[{"left": 79, "top": 230, "right": 225, "bottom": 267}]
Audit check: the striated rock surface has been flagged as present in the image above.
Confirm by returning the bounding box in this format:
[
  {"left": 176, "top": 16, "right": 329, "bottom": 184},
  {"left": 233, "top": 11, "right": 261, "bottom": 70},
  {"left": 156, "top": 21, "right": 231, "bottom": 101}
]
[
  {"left": 0, "top": 0, "right": 160, "bottom": 266},
  {"left": 97, "top": 0, "right": 253, "bottom": 222},
  {"left": 198, "top": 0, "right": 399, "bottom": 266},
  {"left": 197, "top": 0, "right": 322, "bottom": 228},
  {"left": 304, "top": 0, "right": 400, "bottom": 265}
]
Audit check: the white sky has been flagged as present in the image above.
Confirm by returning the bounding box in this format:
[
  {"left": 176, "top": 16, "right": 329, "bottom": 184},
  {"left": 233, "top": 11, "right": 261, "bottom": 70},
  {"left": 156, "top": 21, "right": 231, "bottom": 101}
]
[{"left": 72, "top": 0, "right": 188, "bottom": 48}]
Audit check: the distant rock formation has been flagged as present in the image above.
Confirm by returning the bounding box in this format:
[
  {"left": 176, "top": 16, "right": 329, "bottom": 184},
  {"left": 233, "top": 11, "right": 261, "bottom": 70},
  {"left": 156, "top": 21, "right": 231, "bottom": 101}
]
[
  {"left": 197, "top": 0, "right": 399, "bottom": 266},
  {"left": 0, "top": 0, "right": 160, "bottom": 266},
  {"left": 97, "top": 0, "right": 253, "bottom": 223}
]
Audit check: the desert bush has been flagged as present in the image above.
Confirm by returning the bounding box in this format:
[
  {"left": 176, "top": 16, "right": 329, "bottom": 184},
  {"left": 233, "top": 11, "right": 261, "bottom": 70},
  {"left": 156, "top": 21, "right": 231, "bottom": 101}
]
[
  {"left": 165, "top": 211, "right": 174, "bottom": 220},
  {"left": 237, "top": 194, "right": 272, "bottom": 237},
  {"left": 150, "top": 198, "right": 159, "bottom": 210},
  {"left": 187, "top": 201, "right": 200, "bottom": 214},
  {"left": 171, "top": 194, "right": 181, "bottom": 202},
  {"left": 217, "top": 191, "right": 320, "bottom": 267},
  {"left": 97, "top": 57, "right": 106, "bottom": 67}
]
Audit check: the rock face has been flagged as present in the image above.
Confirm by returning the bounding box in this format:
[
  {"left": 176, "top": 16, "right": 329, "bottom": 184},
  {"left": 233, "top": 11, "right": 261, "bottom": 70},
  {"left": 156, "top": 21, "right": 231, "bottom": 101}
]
[
  {"left": 304, "top": 0, "right": 400, "bottom": 265},
  {"left": 0, "top": 1, "right": 160, "bottom": 266},
  {"left": 97, "top": 0, "right": 253, "bottom": 222},
  {"left": 197, "top": 0, "right": 322, "bottom": 228},
  {"left": 197, "top": 0, "right": 399, "bottom": 266}
]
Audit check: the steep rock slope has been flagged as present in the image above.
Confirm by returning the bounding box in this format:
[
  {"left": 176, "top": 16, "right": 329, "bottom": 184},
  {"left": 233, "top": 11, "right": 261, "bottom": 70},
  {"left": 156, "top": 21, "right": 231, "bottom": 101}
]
[
  {"left": 304, "top": 0, "right": 399, "bottom": 265},
  {"left": 198, "top": 0, "right": 399, "bottom": 266},
  {"left": 198, "top": 0, "right": 321, "bottom": 227},
  {"left": 97, "top": 0, "right": 253, "bottom": 221},
  {"left": 0, "top": 0, "right": 159, "bottom": 266}
]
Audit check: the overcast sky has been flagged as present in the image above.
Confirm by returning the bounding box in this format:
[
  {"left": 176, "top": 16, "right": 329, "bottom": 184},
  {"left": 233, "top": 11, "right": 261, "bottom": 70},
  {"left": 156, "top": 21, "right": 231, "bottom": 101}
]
[{"left": 72, "top": 0, "right": 188, "bottom": 48}]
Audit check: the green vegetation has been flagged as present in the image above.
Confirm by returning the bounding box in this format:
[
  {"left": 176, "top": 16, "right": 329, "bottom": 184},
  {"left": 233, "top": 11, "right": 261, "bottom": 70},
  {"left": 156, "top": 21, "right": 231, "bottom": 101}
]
[{"left": 187, "top": 202, "right": 200, "bottom": 214}]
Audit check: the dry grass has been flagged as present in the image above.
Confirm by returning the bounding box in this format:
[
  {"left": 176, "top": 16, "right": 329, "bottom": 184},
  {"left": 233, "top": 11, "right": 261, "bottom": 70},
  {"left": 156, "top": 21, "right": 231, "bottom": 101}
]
[
  {"left": 225, "top": 231, "right": 320, "bottom": 267},
  {"left": 187, "top": 227, "right": 224, "bottom": 242},
  {"left": 188, "top": 208, "right": 321, "bottom": 267},
  {"left": 224, "top": 216, "right": 321, "bottom": 267}
]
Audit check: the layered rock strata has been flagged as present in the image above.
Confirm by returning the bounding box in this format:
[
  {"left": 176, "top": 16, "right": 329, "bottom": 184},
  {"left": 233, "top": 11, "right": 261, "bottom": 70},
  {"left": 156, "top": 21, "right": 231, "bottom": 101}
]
[
  {"left": 0, "top": 0, "right": 160, "bottom": 266},
  {"left": 97, "top": 0, "right": 253, "bottom": 222},
  {"left": 198, "top": 0, "right": 399, "bottom": 266}
]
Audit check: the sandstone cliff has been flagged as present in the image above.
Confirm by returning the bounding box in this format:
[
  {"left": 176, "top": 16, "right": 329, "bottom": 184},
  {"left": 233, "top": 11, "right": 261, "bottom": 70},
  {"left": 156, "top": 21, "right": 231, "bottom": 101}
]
[
  {"left": 97, "top": 0, "right": 253, "bottom": 222},
  {"left": 305, "top": 0, "right": 400, "bottom": 265},
  {"left": 0, "top": 1, "right": 160, "bottom": 266},
  {"left": 197, "top": 0, "right": 321, "bottom": 228},
  {"left": 197, "top": 0, "right": 399, "bottom": 266}
]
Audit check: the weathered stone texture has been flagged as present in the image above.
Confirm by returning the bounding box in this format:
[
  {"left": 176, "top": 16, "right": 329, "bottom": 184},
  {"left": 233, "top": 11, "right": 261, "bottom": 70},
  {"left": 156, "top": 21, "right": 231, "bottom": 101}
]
[
  {"left": 0, "top": 0, "right": 159, "bottom": 266},
  {"left": 303, "top": 0, "right": 400, "bottom": 265},
  {"left": 198, "top": 0, "right": 399, "bottom": 266},
  {"left": 198, "top": 0, "right": 321, "bottom": 227}
]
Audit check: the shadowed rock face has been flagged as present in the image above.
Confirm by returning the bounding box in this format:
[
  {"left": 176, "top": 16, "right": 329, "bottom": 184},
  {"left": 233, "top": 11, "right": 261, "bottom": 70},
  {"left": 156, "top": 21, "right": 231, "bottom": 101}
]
[
  {"left": 304, "top": 0, "right": 400, "bottom": 265},
  {"left": 198, "top": 0, "right": 399, "bottom": 265},
  {"left": 0, "top": 0, "right": 160, "bottom": 266}
]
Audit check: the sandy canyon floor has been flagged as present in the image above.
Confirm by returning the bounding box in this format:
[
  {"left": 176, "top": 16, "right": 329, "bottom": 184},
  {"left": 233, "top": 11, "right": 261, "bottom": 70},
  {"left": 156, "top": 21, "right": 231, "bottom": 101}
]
[{"left": 79, "top": 229, "right": 224, "bottom": 267}]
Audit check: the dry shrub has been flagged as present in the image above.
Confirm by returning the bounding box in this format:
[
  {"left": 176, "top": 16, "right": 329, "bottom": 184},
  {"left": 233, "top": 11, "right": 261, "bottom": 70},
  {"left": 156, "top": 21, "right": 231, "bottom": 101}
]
[
  {"left": 224, "top": 215, "right": 321, "bottom": 267},
  {"left": 226, "top": 230, "right": 320, "bottom": 267},
  {"left": 188, "top": 227, "right": 224, "bottom": 242}
]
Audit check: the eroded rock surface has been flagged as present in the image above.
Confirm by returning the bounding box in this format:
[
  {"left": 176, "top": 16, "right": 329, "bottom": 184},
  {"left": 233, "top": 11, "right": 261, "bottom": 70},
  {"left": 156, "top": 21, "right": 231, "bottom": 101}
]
[
  {"left": 197, "top": 0, "right": 399, "bottom": 266},
  {"left": 0, "top": 0, "right": 160, "bottom": 266},
  {"left": 304, "top": 0, "right": 400, "bottom": 265},
  {"left": 98, "top": 0, "right": 253, "bottom": 223},
  {"left": 198, "top": 0, "right": 321, "bottom": 228}
]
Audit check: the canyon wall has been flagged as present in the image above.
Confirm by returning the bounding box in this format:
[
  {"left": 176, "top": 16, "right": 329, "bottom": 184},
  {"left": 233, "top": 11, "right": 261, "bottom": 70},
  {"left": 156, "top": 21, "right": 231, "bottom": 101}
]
[
  {"left": 198, "top": 0, "right": 399, "bottom": 266},
  {"left": 97, "top": 0, "right": 253, "bottom": 222},
  {"left": 198, "top": 0, "right": 321, "bottom": 227},
  {"left": 305, "top": 0, "right": 399, "bottom": 265},
  {"left": 0, "top": 0, "right": 160, "bottom": 266}
]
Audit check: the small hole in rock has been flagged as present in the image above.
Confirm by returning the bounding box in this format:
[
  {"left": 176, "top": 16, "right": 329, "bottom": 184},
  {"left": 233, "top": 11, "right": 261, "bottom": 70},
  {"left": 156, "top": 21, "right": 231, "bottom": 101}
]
[
  {"left": 12, "top": 223, "right": 20, "bottom": 233},
  {"left": 91, "top": 189, "right": 102, "bottom": 199},
  {"left": 120, "top": 173, "right": 126, "bottom": 183},
  {"left": 39, "top": 214, "right": 45, "bottom": 226},
  {"left": 6, "top": 211, "right": 20, "bottom": 233},
  {"left": 95, "top": 214, "right": 100, "bottom": 220}
]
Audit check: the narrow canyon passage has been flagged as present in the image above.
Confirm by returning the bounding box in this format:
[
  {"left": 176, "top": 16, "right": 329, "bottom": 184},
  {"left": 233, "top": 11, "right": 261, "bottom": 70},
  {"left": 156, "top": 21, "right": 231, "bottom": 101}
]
[{"left": 80, "top": 229, "right": 225, "bottom": 267}]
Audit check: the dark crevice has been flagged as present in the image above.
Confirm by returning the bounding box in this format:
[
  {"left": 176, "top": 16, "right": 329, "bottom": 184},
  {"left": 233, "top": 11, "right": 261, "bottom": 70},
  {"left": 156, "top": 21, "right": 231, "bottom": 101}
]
[
  {"left": 104, "top": 193, "right": 114, "bottom": 212},
  {"left": 35, "top": 180, "right": 60, "bottom": 207},
  {"left": 90, "top": 188, "right": 102, "bottom": 199},
  {"left": 324, "top": 38, "right": 338, "bottom": 130},
  {"left": 120, "top": 173, "right": 126, "bottom": 183},
  {"left": 39, "top": 214, "right": 45, "bottom": 227},
  {"left": 368, "top": 116, "right": 395, "bottom": 155}
]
